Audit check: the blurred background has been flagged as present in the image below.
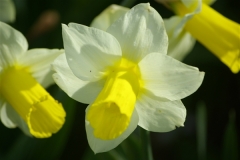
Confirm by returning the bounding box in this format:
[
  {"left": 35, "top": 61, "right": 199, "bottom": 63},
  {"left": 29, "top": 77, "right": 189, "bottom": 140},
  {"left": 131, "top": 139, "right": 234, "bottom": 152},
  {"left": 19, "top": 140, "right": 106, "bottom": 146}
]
[{"left": 0, "top": 0, "right": 239, "bottom": 159}]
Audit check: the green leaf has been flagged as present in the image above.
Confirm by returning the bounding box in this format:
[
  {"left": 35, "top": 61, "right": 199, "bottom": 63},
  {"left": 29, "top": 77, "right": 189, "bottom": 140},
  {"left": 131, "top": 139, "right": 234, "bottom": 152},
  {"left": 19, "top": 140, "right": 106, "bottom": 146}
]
[
  {"left": 222, "top": 110, "right": 239, "bottom": 160},
  {"left": 139, "top": 127, "right": 154, "bottom": 160},
  {"left": 196, "top": 101, "right": 207, "bottom": 160}
]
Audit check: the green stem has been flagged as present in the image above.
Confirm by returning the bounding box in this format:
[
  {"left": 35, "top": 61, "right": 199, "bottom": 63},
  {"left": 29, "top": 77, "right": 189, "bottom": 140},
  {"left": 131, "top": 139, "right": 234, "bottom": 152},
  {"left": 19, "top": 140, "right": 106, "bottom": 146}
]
[
  {"left": 120, "top": 0, "right": 137, "bottom": 7},
  {"left": 140, "top": 127, "right": 154, "bottom": 160},
  {"left": 196, "top": 102, "right": 207, "bottom": 160}
]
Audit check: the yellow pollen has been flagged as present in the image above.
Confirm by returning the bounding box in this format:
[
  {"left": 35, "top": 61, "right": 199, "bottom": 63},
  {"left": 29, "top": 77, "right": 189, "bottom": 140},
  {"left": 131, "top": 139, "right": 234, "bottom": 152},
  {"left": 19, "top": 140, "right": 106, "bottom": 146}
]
[
  {"left": 86, "top": 58, "right": 141, "bottom": 140},
  {"left": 0, "top": 66, "right": 66, "bottom": 138}
]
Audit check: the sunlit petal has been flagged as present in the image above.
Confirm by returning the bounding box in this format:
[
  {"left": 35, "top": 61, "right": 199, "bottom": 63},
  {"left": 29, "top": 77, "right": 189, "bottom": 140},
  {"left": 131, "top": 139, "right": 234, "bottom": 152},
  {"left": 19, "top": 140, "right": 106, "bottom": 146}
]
[{"left": 107, "top": 3, "right": 168, "bottom": 63}]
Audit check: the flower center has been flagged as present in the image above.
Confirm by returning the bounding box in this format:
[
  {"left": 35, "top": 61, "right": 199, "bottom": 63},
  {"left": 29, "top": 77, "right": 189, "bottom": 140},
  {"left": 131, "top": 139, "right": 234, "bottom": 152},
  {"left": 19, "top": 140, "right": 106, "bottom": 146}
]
[
  {"left": 86, "top": 58, "right": 141, "bottom": 140},
  {"left": 0, "top": 66, "right": 66, "bottom": 138}
]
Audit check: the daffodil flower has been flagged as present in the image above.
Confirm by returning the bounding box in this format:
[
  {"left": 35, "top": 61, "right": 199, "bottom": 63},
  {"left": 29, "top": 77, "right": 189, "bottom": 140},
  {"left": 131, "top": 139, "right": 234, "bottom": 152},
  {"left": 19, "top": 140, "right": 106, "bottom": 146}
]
[
  {"left": 53, "top": 3, "right": 204, "bottom": 153},
  {"left": 90, "top": 4, "right": 195, "bottom": 61},
  {"left": 0, "top": 0, "right": 16, "bottom": 23},
  {"left": 0, "top": 22, "right": 66, "bottom": 138},
  {"left": 157, "top": 0, "right": 240, "bottom": 73}
]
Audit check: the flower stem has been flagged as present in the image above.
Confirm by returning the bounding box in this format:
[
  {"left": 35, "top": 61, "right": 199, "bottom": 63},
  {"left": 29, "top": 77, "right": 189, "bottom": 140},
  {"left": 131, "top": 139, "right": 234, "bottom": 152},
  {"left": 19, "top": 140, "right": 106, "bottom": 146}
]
[
  {"left": 140, "top": 127, "right": 154, "bottom": 160},
  {"left": 196, "top": 102, "right": 207, "bottom": 160}
]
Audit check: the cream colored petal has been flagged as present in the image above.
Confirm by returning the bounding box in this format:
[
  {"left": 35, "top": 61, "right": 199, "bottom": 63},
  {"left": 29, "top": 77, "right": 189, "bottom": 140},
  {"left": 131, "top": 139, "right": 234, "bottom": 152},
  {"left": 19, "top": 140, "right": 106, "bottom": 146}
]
[
  {"left": 0, "top": 101, "right": 31, "bottom": 136},
  {"left": 0, "top": 102, "right": 16, "bottom": 128},
  {"left": 4, "top": 102, "right": 32, "bottom": 136},
  {"left": 0, "top": 0, "right": 16, "bottom": 23},
  {"left": 107, "top": 3, "right": 168, "bottom": 63},
  {"left": 85, "top": 105, "right": 139, "bottom": 154},
  {"left": 136, "top": 90, "right": 186, "bottom": 132},
  {"left": 62, "top": 23, "right": 122, "bottom": 81},
  {"left": 52, "top": 54, "right": 105, "bottom": 104},
  {"left": 168, "top": 32, "right": 195, "bottom": 61},
  {"left": 164, "top": 16, "right": 195, "bottom": 61},
  {"left": 0, "top": 22, "right": 28, "bottom": 67},
  {"left": 139, "top": 53, "right": 204, "bottom": 101},
  {"left": 181, "top": 0, "right": 205, "bottom": 8},
  {"left": 18, "top": 48, "right": 64, "bottom": 88},
  {"left": 90, "top": 4, "right": 129, "bottom": 31},
  {"left": 33, "top": 70, "right": 56, "bottom": 88},
  {"left": 181, "top": 0, "right": 196, "bottom": 8},
  {"left": 182, "top": 0, "right": 215, "bottom": 7},
  {"left": 171, "top": 0, "right": 201, "bottom": 39}
]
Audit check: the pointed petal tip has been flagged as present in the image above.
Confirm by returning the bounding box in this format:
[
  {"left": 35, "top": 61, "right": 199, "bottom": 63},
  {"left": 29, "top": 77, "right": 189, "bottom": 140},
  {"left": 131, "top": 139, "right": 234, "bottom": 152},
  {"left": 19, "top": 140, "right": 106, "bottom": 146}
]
[
  {"left": 61, "top": 23, "right": 67, "bottom": 27},
  {"left": 61, "top": 23, "right": 68, "bottom": 31}
]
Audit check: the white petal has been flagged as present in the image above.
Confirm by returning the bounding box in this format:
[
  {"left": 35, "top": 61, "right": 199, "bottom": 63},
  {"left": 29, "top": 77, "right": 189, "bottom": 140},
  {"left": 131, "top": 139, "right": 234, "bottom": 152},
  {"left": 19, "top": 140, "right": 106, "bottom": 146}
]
[
  {"left": 107, "top": 3, "right": 168, "bottom": 63},
  {"left": 52, "top": 54, "right": 105, "bottom": 104},
  {"left": 136, "top": 90, "right": 186, "bottom": 132},
  {"left": 168, "top": 32, "right": 195, "bottom": 61},
  {"left": 164, "top": 16, "right": 195, "bottom": 61},
  {"left": 34, "top": 70, "right": 56, "bottom": 88},
  {"left": 171, "top": 0, "right": 202, "bottom": 40},
  {"left": 0, "top": 89, "right": 30, "bottom": 137},
  {"left": 181, "top": 0, "right": 216, "bottom": 8},
  {"left": 0, "top": 22, "right": 28, "bottom": 67},
  {"left": 85, "top": 106, "right": 139, "bottom": 153},
  {"left": 0, "top": 102, "right": 16, "bottom": 128},
  {"left": 18, "top": 48, "right": 63, "bottom": 88},
  {"left": 4, "top": 102, "right": 31, "bottom": 136},
  {"left": 139, "top": 53, "right": 204, "bottom": 101},
  {"left": 164, "top": 16, "right": 183, "bottom": 38},
  {"left": 90, "top": 4, "right": 129, "bottom": 31},
  {"left": 182, "top": 0, "right": 211, "bottom": 8},
  {"left": 0, "top": 0, "right": 16, "bottom": 23},
  {"left": 62, "top": 23, "right": 122, "bottom": 81},
  {"left": 181, "top": 0, "right": 197, "bottom": 8}
]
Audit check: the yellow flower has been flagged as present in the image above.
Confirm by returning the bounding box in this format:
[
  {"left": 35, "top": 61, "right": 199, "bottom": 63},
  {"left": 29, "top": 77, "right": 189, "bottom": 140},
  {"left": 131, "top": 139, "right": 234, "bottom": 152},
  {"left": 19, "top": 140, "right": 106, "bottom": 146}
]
[
  {"left": 53, "top": 3, "right": 204, "bottom": 153},
  {"left": 158, "top": 0, "right": 240, "bottom": 73},
  {"left": 0, "top": 22, "right": 66, "bottom": 138}
]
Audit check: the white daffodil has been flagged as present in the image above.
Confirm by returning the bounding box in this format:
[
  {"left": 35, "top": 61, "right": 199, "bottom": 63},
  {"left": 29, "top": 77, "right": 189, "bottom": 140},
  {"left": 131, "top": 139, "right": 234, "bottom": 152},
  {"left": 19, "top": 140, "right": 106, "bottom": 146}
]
[
  {"left": 157, "top": 0, "right": 240, "bottom": 73},
  {"left": 0, "top": 0, "right": 16, "bottom": 23},
  {"left": 90, "top": 4, "right": 195, "bottom": 61},
  {"left": 156, "top": 0, "right": 215, "bottom": 61},
  {"left": 0, "top": 22, "right": 66, "bottom": 138},
  {"left": 53, "top": 3, "right": 204, "bottom": 153}
]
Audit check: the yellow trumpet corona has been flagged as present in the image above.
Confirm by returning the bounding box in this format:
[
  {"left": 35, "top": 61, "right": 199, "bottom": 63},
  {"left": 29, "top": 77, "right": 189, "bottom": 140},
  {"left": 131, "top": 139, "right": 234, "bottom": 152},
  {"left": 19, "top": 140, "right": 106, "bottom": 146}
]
[
  {"left": 0, "top": 22, "right": 66, "bottom": 138},
  {"left": 173, "top": 2, "right": 240, "bottom": 73},
  {"left": 87, "top": 58, "right": 141, "bottom": 140},
  {"left": 0, "top": 66, "right": 65, "bottom": 138}
]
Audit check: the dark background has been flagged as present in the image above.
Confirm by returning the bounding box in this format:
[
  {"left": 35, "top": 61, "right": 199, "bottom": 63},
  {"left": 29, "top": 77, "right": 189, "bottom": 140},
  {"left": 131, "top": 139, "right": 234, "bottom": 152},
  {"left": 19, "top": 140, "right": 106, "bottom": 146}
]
[{"left": 0, "top": 0, "right": 239, "bottom": 159}]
